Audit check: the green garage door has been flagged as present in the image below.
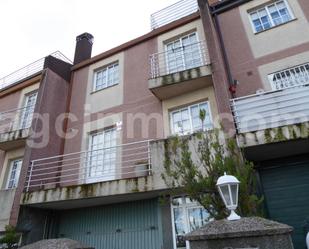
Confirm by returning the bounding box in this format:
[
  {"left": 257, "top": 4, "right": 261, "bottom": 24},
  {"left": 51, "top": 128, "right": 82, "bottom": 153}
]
[
  {"left": 57, "top": 198, "right": 163, "bottom": 249},
  {"left": 259, "top": 157, "right": 309, "bottom": 249}
]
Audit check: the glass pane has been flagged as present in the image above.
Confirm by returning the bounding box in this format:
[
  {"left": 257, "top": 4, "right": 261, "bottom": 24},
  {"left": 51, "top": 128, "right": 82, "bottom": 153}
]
[
  {"left": 230, "top": 184, "right": 238, "bottom": 206},
  {"left": 7, "top": 159, "right": 22, "bottom": 189},
  {"left": 252, "top": 19, "right": 263, "bottom": 32},
  {"left": 188, "top": 208, "right": 209, "bottom": 232},
  {"left": 219, "top": 185, "right": 231, "bottom": 206},
  {"left": 173, "top": 208, "right": 186, "bottom": 248},
  {"left": 190, "top": 105, "right": 199, "bottom": 118},
  {"left": 113, "top": 64, "right": 119, "bottom": 84},
  {"left": 260, "top": 15, "right": 271, "bottom": 29},
  {"left": 181, "top": 109, "right": 189, "bottom": 120}
]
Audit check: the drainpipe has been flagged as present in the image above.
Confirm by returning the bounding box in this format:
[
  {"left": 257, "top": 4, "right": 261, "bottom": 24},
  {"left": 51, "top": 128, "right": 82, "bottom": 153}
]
[{"left": 209, "top": 3, "right": 237, "bottom": 98}]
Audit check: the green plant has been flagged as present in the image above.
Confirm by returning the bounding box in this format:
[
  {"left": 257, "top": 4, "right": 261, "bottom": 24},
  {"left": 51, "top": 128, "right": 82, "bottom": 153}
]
[
  {"left": 161, "top": 129, "right": 264, "bottom": 220},
  {"left": 0, "top": 225, "right": 20, "bottom": 249}
]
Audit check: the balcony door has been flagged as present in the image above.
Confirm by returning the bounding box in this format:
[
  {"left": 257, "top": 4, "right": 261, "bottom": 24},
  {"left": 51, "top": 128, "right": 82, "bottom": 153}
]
[
  {"left": 171, "top": 196, "right": 209, "bottom": 249},
  {"left": 86, "top": 128, "right": 117, "bottom": 183},
  {"left": 165, "top": 33, "right": 201, "bottom": 74},
  {"left": 19, "top": 91, "right": 38, "bottom": 130}
]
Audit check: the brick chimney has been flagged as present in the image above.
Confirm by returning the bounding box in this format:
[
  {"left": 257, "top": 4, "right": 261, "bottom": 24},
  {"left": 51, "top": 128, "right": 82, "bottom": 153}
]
[{"left": 73, "top": 32, "right": 94, "bottom": 65}]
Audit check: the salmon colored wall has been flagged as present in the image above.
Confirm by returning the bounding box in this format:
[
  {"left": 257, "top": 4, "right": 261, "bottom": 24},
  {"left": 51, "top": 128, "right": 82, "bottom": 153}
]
[
  {"left": 217, "top": 0, "right": 309, "bottom": 97},
  {"left": 63, "top": 36, "right": 163, "bottom": 155}
]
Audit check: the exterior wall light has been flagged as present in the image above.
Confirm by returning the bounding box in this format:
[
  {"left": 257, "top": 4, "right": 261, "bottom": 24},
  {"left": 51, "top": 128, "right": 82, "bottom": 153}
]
[{"left": 216, "top": 172, "right": 241, "bottom": 221}]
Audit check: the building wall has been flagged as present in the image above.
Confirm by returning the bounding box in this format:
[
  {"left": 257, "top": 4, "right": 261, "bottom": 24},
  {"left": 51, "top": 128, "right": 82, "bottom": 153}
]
[
  {"left": 85, "top": 52, "right": 124, "bottom": 113},
  {"left": 64, "top": 36, "right": 163, "bottom": 157},
  {"left": 0, "top": 78, "right": 40, "bottom": 231},
  {"left": 217, "top": 0, "right": 309, "bottom": 96},
  {"left": 11, "top": 67, "right": 71, "bottom": 226}
]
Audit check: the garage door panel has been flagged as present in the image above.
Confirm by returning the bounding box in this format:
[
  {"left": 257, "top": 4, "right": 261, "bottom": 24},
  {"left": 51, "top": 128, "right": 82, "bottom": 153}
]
[
  {"left": 57, "top": 199, "right": 163, "bottom": 249},
  {"left": 260, "top": 158, "right": 309, "bottom": 249}
]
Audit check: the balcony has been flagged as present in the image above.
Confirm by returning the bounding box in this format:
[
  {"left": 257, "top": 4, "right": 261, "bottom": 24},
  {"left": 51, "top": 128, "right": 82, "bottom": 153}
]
[
  {"left": 150, "top": 0, "right": 198, "bottom": 30},
  {"left": 231, "top": 84, "right": 309, "bottom": 147},
  {"left": 0, "top": 51, "right": 71, "bottom": 90},
  {"left": 0, "top": 105, "right": 35, "bottom": 150},
  {"left": 149, "top": 41, "right": 212, "bottom": 99},
  {"left": 22, "top": 140, "right": 169, "bottom": 208},
  {"left": 21, "top": 135, "right": 204, "bottom": 208}
]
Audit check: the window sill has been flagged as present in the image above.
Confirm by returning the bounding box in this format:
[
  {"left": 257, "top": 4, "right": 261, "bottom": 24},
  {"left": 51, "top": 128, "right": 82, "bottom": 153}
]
[
  {"left": 254, "top": 18, "right": 297, "bottom": 35},
  {"left": 90, "top": 83, "right": 119, "bottom": 95}
]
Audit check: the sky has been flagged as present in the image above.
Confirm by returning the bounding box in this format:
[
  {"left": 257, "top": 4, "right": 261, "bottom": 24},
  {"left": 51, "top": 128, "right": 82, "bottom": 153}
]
[{"left": 0, "top": 0, "right": 179, "bottom": 78}]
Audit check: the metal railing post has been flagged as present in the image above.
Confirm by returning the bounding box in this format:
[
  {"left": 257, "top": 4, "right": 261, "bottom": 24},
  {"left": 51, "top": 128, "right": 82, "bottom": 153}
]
[
  {"left": 147, "top": 140, "right": 152, "bottom": 175},
  {"left": 26, "top": 161, "right": 34, "bottom": 192}
]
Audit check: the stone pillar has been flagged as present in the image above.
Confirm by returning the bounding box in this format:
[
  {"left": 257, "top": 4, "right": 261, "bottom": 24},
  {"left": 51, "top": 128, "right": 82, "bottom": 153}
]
[{"left": 185, "top": 217, "right": 294, "bottom": 249}]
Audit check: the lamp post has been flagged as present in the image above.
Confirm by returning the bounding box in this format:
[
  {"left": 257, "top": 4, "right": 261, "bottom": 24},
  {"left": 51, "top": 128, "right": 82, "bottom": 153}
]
[{"left": 216, "top": 172, "right": 241, "bottom": 221}]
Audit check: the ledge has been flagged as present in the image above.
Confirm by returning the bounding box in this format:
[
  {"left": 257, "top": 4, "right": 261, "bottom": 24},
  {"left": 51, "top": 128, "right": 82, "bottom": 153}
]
[
  {"left": 185, "top": 217, "right": 293, "bottom": 241},
  {"left": 237, "top": 122, "right": 309, "bottom": 147}
]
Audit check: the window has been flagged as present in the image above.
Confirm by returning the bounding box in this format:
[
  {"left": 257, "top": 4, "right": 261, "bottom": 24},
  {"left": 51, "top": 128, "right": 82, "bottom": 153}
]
[
  {"left": 249, "top": 0, "right": 293, "bottom": 33},
  {"left": 165, "top": 32, "right": 202, "bottom": 74},
  {"left": 6, "top": 159, "right": 22, "bottom": 189},
  {"left": 170, "top": 101, "right": 212, "bottom": 135},
  {"left": 19, "top": 91, "right": 38, "bottom": 130},
  {"left": 93, "top": 62, "right": 119, "bottom": 92},
  {"left": 86, "top": 128, "right": 117, "bottom": 183},
  {"left": 171, "top": 196, "right": 209, "bottom": 249},
  {"left": 268, "top": 62, "right": 309, "bottom": 90}
]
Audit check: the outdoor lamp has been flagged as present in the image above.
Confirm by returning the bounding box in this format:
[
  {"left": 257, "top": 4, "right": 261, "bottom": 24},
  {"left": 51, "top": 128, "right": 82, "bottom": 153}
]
[{"left": 216, "top": 172, "right": 241, "bottom": 221}]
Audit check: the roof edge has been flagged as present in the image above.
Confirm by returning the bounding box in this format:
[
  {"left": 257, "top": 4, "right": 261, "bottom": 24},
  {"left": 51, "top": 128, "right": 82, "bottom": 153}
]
[
  {"left": 210, "top": 0, "right": 253, "bottom": 15},
  {"left": 72, "top": 12, "right": 200, "bottom": 71}
]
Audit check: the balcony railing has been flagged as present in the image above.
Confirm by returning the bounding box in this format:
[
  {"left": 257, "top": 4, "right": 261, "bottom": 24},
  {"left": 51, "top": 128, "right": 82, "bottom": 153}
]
[
  {"left": 150, "top": 0, "right": 198, "bottom": 30},
  {"left": 149, "top": 40, "right": 210, "bottom": 79},
  {"left": 0, "top": 51, "right": 72, "bottom": 90},
  {"left": 25, "top": 140, "right": 152, "bottom": 192},
  {"left": 0, "top": 104, "right": 35, "bottom": 134},
  {"left": 268, "top": 62, "right": 309, "bottom": 90},
  {"left": 231, "top": 84, "right": 309, "bottom": 133}
]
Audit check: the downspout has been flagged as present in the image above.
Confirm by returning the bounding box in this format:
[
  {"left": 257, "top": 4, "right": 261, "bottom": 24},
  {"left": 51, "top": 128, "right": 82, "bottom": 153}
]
[{"left": 209, "top": 4, "right": 236, "bottom": 98}]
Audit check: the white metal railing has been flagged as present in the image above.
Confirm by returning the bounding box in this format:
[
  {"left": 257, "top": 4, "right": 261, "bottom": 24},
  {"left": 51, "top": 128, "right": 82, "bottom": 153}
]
[
  {"left": 0, "top": 51, "right": 72, "bottom": 90},
  {"left": 268, "top": 62, "right": 309, "bottom": 90},
  {"left": 150, "top": 40, "right": 210, "bottom": 79},
  {"left": 231, "top": 84, "right": 309, "bottom": 133},
  {"left": 0, "top": 104, "right": 36, "bottom": 135},
  {"left": 25, "top": 140, "right": 152, "bottom": 192},
  {"left": 150, "top": 0, "right": 199, "bottom": 30}
]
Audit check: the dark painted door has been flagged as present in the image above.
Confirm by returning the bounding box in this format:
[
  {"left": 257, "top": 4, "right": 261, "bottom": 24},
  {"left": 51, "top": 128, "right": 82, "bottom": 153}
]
[{"left": 259, "top": 157, "right": 309, "bottom": 249}]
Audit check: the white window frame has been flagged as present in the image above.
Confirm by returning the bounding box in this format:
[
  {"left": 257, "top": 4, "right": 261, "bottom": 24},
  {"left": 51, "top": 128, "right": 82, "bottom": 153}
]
[
  {"left": 92, "top": 62, "right": 119, "bottom": 92},
  {"left": 86, "top": 127, "right": 117, "bottom": 183},
  {"left": 170, "top": 196, "right": 209, "bottom": 249},
  {"left": 248, "top": 0, "right": 294, "bottom": 33},
  {"left": 169, "top": 101, "right": 213, "bottom": 135},
  {"left": 5, "top": 158, "right": 22, "bottom": 189},
  {"left": 165, "top": 32, "right": 203, "bottom": 74}
]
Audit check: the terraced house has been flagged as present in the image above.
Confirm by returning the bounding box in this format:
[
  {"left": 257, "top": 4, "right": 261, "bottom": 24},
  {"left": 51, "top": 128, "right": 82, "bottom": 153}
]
[
  {"left": 0, "top": 0, "right": 308, "bottom": 248},
  {"left": 14, "top": 1, "right": 220, "bottom": 249},
  {"left": 0, "top": 52, "right": 72, "bottom": 239},
  {"left": 198, "top": 0, "right": 309, "bottom": 248}
]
